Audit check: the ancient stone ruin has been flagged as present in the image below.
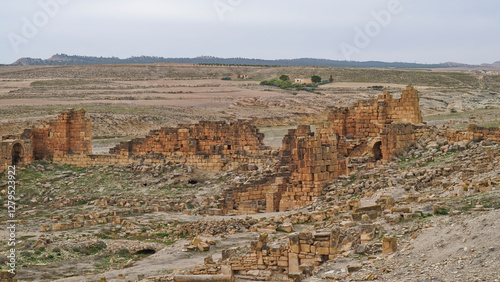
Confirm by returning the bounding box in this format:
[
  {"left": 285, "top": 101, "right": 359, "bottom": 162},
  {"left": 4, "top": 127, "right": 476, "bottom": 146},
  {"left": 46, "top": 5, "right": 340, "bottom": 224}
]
[
  {"left": 3, "top": 86, "right": 500, "bottom": 281},
  {"left": 328, "top": 86, "right": 422, "bottom": 138},
  {"left": 2, "top": 86, "right": 498, "bottom": 216},
  {"left": 1, "top": 108, "right": 91, "bottom": 172},
  {"left": 108, "top": 120, "right": 269, "bottom": 171}
]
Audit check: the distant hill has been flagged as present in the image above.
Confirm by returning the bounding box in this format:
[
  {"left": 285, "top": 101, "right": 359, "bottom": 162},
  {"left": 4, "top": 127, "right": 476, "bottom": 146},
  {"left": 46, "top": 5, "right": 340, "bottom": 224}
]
[
  {"left": 481, "top": 61, "right": 500, "bottom": 68},
  {"left": 8, "top": 54, "right": 493, "bottom": 69}
]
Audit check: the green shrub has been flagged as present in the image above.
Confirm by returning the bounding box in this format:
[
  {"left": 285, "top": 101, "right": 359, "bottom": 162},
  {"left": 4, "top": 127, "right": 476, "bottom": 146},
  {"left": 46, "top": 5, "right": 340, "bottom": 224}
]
[
  {"left": 260, "top": 79, "right": 316, "bottom": 91},
  {"left": 20, "top": 251, "right": 32, "bottom": 258},
  {"left": 311, "top": 75, "right": 321, "bottom": 83},
  {"left": 434, "top": 208, "right": 449, "bottom": 215},
  {"left": 279, "top": 75, "right": 290, "bottom": 81},
  {"left": 117, "top": 248, "right": 130, "bottom": 256},
  {"left": 97, "top": 241, "right": 107, "bottom": 250}
]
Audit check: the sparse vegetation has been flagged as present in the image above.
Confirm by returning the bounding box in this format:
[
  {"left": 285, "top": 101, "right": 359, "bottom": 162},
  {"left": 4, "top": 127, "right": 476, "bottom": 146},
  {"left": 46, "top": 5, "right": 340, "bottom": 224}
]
[
  {"left": 279, "top": 74, "right": 290, "bottom": 81},
  {"left": 311, "top": 75, "right": 322, "bottom": 83}
]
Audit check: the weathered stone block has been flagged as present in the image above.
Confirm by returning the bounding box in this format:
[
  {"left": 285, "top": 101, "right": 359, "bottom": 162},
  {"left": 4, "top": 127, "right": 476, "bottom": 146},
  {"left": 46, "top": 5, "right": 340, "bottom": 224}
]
[{"left": 382, "top": 237, "right": 397, "bottom": 254}]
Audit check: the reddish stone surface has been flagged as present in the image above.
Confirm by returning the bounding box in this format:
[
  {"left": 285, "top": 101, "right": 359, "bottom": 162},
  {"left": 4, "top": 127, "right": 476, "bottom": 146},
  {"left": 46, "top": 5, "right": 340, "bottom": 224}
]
[
  {"left": 328, "top": 86, "right": 422, "bottom": 139},
  {"left": 31, "top": 108, "right": 92, "bottom": 160}
]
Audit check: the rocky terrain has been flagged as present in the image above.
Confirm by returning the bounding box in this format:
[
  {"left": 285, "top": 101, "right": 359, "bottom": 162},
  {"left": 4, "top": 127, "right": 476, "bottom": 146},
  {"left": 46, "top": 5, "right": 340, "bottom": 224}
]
[{"left": 0, "top": 124, "right": 498, "bottom": 281}]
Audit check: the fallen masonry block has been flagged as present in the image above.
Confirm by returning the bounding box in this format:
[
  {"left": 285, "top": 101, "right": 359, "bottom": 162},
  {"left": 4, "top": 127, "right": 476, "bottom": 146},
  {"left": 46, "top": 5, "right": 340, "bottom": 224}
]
[
  {"left": 382, "top": 237, "right": 397, "bottom": 254},
  {"left": 192, "top": 237, "right": 202, "bottom": 246},
  {"left": 347, "top": 263, "right": 362, "bottom": 273},
  {"left": 352, "top": 205, "right": 382, "bottom": 221},
  {"left": 391, "top": 206, "right": 412, "bottom": 214},
  {"left": 385, "top": 214, "right": 402, "bottom": 224},
  {"left": 279, "top": 223, "right": 294, "bottom": 233},
  {"left": 198, "top": 242, "right": 210, "bottom": 252},
  {"left": 353, "top": 204, "right": 382, "bottom": 214}
]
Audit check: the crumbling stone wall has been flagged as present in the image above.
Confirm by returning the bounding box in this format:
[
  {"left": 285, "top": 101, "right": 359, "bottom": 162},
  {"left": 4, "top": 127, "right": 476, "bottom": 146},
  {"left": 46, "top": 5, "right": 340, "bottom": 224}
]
[
  {"left": 1, "top": 109, "right": 91, "bottom": 172},
  {"left": 220, "top": 182, "right": 275, "bottom": 215},
  {"left": 447, "top": 124, "right": 500, "bottom": 143},
  {"left": 31, "top": 108, "right": 92, "bottom": 160},
  {"left": 213, "top": 225, "right": 371, "bottom": 279},
  {"left": 0, "top": 137, "right": 33, "bottom": 172},
  {"left": 328, "top": 86, "right": 422, "bottom": 139},
  {"left": 219, "top": 124, "right": 353, "bottom": 214},
  {"left": 381, "top": 123, "right": 425, "bottom": 160},
  {"left": 109, "top": 120, "right": 266, "bottom": 171},
  {"left": 277, "top": 126, "right": 340, "bottom": 211},
  {"left": 218, "top": 125, "right": 347, "bottom": 214}
]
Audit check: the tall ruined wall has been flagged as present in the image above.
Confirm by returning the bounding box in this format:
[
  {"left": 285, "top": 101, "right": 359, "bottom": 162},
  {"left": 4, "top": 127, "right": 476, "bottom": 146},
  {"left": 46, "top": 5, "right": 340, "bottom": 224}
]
[
  {"left": 388, "top": 86, "right": 423, "bottom": 124},
  {"left": 219, "top": 124, "right": 348, "bottom": 214},
  {"left": 328, "top": 86, "right": 422, "bottom": 139},
  {"left": 1, "top": 109, "right": 90, "bottom": 172},
  {"left": 31, "top": 109, "right": 92, "bottom": 160},
  {"left": 277, "top": 125, "right": 345, "bottom": 211},
  {"left": 381, "top": 123, "right": 425, "bottom": 160}
]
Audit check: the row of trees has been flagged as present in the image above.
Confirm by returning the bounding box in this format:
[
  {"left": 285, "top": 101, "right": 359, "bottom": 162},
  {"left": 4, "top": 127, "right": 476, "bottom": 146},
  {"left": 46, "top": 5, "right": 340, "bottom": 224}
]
[
  {"left": 260, "top": 74, "right": 330, "bottom": 91},
  {"left": 279, "top": 75, "right": 335, "bottom": 83}
]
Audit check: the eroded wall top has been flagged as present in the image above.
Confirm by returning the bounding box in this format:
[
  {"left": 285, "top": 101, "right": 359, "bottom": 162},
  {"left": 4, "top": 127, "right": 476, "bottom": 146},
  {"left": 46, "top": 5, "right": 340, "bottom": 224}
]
[{"left": 328, "top": 86, "right": 422, "bottom": 139}]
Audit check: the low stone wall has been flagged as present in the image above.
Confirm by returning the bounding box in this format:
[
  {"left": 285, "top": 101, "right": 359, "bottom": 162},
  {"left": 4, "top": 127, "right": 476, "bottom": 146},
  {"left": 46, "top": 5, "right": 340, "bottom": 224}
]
[
  {"left": 193, "top": 223, "right": 375, "bottom": 279},
  {"left": 110, "top": 120, "right": 265, "bottom": 156},
  {"left": 447, "top": 124, "right": 500, "bottom": 143}
]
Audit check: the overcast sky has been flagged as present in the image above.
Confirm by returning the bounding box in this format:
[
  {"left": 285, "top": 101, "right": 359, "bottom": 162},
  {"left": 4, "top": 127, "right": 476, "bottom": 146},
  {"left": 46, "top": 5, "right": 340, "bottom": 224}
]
[{"left": 1, "top": 0, "right": 499, "bottom": 65}]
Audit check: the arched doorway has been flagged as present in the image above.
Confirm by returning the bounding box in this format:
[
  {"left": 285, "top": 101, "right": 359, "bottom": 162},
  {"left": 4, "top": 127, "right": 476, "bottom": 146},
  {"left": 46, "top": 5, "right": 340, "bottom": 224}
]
[
  {"left": 12, "top": 143, "right": 24, "bottom": 166},
  {"left": 372, "top": 141, "right": 382, "bottom": 161}
]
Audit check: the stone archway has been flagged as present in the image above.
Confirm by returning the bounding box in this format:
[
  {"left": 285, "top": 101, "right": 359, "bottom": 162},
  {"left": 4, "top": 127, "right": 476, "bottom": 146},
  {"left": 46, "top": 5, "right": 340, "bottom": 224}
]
[
  {"left": 12, "top": 143, "right": 24, "bottom": 166},
  {"left": 372, "top": 141, "right": 382, "bottom": 161}
]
